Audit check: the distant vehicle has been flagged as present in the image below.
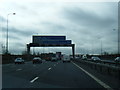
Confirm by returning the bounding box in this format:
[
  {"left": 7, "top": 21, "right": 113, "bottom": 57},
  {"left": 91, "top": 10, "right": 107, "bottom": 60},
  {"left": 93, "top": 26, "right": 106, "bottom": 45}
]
[
  {"left": 70, "top": 56, "right": 73, "bottom": 60},
  {"left": 14, "top": 58, "right": 25, "bottom": 64},
  {"left": 56, "top": 52, "right": 62, "bottom": 60},
  {"left": 62, "top": 55, "right": 70, "bottom": 62},
  {"left": 51, "top": 54, "right": 57, "bottom": 62},
  {"left": 51, "top": 57, "right": 57, "bottom": 62},
  {"left": 82, "top": 55, "right": 87, "bottom": 60},
  {"left": 75, "top": 56, "right": 80, "bottom": 60},
  {"left": 114, "top": 57, "right": 120, "bottom": 62},
  {"left": 91, "top": 56, "right": 101, "bottom": 62},
  {"left": 33, "top": 57, "right": 42, "bottom": 64}
]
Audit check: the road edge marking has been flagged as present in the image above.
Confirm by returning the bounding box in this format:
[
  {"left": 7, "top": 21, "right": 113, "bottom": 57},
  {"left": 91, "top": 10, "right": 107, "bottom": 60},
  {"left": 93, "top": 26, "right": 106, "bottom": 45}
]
[
  {"left": 30, "top": 77, "right": 39, "bottom": 83},
  {"left": 72, "top": 61, "right": 113, "bottom": 90}
]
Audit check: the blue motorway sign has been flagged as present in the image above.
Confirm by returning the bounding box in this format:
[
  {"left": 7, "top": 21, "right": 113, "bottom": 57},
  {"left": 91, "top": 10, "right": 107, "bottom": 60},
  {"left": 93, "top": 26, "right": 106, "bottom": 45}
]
[
  {"left": 33, "top": 36, "right": 66, "bottom": 41},
  {"left": 32, "top": 35, "right": 71, "bottom": 45}
]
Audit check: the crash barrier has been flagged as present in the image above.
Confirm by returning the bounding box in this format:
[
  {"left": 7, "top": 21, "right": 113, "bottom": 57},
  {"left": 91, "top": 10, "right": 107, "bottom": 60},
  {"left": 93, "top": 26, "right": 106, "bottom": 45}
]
[
  {"left": 87, "top": 59, "right": 120, "bottom": 66},
  {"left": 73, "top": 60, "right": 120, "bottom": 79}
]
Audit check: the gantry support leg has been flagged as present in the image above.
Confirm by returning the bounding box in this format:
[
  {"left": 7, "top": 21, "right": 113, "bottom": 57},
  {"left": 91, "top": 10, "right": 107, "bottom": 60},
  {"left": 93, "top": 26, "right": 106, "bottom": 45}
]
[{"left": 72, "top": 44, "right": 75, "bottom": 59}]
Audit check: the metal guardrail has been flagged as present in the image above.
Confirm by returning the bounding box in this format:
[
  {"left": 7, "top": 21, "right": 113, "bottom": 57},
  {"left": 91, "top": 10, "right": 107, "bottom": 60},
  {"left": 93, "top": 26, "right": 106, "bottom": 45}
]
[
  {"left": 73, "top": 59, "right": 120, "bottom": 79},
  {"left": 85, "top": 59, "right": 120, "bottom": 66}
]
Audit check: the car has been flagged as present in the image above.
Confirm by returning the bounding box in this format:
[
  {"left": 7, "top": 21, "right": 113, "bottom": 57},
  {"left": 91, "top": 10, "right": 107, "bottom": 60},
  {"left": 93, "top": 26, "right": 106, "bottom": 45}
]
[
  {"left": 14, "top": 58, "right": 25, "bottom": 64},
  {"left": 91, "top": 56, "right": 101, "bottom": 62},
  {"left": 33, "top": 57, "right": 42, "bottom": 64},
  {"left": 114, "top": 57, "right": 120, "bottom": 62},
  {"left": 62, "top": 55, "right": 71, "bottom": 62},
  {"left": 51, "top": 57, "right": 57, "bottom": 62},
  {"left": 75, "top": 56, "right": 80, "bottom": 60},
  {"left": 81, "top": 55, "right": 87, "bottom": 60}
]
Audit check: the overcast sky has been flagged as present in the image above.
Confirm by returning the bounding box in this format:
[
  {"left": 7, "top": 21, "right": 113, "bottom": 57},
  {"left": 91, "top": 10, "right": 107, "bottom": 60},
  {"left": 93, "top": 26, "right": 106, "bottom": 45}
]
[{"left": 0, "top": 0, "right": 119, "bottom": 55}]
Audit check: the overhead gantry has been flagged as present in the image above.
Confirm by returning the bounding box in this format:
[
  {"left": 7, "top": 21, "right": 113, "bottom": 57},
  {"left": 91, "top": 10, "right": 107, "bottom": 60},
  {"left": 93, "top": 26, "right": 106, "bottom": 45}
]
[{"left": 27, "top": 35, "right": 75, "bottom": 58}]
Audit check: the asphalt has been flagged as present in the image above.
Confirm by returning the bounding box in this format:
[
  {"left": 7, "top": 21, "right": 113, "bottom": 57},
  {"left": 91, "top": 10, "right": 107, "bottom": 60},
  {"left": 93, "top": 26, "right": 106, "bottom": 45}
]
[{"left": 2, "top": 60, "right": 119, "bottom": 89}]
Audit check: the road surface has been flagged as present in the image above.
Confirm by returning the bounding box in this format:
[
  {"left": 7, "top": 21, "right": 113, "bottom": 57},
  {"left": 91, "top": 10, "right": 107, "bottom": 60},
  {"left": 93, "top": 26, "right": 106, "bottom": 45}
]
[{"left": 2, "top": 60, "right": 119, "bottom": 89}]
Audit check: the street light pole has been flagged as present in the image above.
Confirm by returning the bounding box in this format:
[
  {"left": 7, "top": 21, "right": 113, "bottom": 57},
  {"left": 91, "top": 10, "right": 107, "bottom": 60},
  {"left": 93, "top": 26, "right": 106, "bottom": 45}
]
[
  {"left": 101, "top": 39, "right": 103, "bottom": 55},
  {"left": 118, "top": 1, "right": 120, "bottom": 54},
  {"left": 6, "top": 13, "right": 16, "bottom": 54}
]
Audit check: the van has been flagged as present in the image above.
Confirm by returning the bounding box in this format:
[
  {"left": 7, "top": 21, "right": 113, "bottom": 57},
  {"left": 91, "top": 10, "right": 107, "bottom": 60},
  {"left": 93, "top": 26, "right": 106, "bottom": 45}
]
[{"left": 62, "top": 55, "right": 70, "bottom": 62}]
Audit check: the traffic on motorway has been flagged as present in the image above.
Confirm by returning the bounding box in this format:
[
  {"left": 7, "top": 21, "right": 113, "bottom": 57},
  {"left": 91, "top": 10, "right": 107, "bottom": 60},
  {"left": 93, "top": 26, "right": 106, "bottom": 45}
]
[
  {"left": 79, "top": 55, "right": 120, "bottom": 65},
  {"left": 13, "top": 54, "right": 120, "bottom": 66},
  {"left": 2, "top": 53, "right": 120, "bottom": 89}
]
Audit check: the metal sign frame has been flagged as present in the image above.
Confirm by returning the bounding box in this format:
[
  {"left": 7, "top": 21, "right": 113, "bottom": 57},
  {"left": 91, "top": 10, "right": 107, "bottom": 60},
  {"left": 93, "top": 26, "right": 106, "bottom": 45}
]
[{"left": 27, "top": 43, "right": 75, "bottom": 58}]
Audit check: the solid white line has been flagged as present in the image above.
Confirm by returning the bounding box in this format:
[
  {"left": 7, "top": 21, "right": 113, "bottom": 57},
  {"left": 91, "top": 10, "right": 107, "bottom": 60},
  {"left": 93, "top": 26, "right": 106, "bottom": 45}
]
[
  {"left": 30, "top": 77, "right": 39, "bottom": 83},
  {"left": 72, "top": 61, "right": 113, "bottom": 90},
  {"left": 48, "top": 67, "right": 51, "bottom": 70}
]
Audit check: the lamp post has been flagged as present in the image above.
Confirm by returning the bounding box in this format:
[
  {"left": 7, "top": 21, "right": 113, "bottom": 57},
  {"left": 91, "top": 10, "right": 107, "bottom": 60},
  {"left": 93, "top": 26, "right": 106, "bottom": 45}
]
[
  {"left": 100, "top": 39, "right": 103, "bottom": 55},
  {"left": 97, "top": 37, "right": 103, "bottom": 55},
  {"left": 6, "top": 13, "right": 16, "bottom": 54},
  {"left": 118, "top": 1, "right": 120, "bottom": 54},
  {"left": 113, "top": 28, "right": 119, "bottom": 54}
]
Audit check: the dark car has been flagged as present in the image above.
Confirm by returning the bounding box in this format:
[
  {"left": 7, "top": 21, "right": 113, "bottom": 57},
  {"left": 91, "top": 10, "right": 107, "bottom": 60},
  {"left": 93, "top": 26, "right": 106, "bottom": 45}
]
[
  {"left": 33, "top": 57, "right": 42, "bottom": 64},
  {"left": 91, "top": 56, "right": 101, "bottom": 62}
]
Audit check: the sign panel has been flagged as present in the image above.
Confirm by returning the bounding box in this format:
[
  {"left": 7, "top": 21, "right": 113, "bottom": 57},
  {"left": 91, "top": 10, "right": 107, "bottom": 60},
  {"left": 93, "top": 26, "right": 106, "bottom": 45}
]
[
  {"left": 32, "top": 35, "right": 71, "bottom": 45},
  {"left": 33, "top": 36, "right": 66, "bottom": 42},
  {"left": 39, "top": 40, "right": 71, "bottom": 45}
]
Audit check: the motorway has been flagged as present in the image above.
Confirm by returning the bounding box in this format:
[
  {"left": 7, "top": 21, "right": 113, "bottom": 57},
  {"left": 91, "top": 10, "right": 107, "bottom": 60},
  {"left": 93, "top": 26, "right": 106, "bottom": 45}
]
[{"left": 2, "top": 60, "right": 120, "bottom": 89}]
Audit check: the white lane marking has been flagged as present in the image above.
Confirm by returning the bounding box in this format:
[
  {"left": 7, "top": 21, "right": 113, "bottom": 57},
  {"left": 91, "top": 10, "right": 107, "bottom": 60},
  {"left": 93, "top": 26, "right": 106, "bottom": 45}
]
[
  {"left": 48, "top": 67, "right": 51, "bottom": 70},
  {"left": 54, "top": 64, "right": 56, "bottom": 66},
  {"left": 72, "top": 61, "right": 113, "bottom": 90},
  {"left": 16, "top": 69, "right": 22, "bottom": 71},
  {"left": 30, "top": 77, "right": 39, "bottom": 83}
]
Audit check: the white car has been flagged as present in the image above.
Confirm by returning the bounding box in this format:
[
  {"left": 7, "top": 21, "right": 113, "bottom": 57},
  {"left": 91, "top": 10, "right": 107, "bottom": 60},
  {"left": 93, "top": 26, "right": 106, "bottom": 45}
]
[
  {"left": 62, "top": 55, "right": 71, "bottom": 62},
  {"left": 51, "top": 57, "right": 57, "bottom": 62},
  {"left": 82, "top": 55, "right": 87, "bottom": 60},
  {"left": 91, "top": 56, "right": 101, "bottom": 62},
  {"left": 15, "top": 58, "right": 25, "bottom": 64},
  {"left": 114, "top": 57, "right": 120, "bottom": 62},
  {"left": 75, "top": 56, "right": 80, "bottom": 60}
]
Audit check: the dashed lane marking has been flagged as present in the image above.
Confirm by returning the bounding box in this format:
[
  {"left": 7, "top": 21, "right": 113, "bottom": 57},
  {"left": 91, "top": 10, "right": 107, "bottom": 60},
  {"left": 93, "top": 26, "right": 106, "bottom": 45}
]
[
  {"left": 72, "top": 61, "right": 113, "bottom": 90},
  {"left": 16, "top": 69, "right": 22, "bottom": 71},
  {"left": 48, "top": 67, "right": 51, "bottom": 70},
  {"left": 30, "top": 77, "right": 39, "bottom": 83}
]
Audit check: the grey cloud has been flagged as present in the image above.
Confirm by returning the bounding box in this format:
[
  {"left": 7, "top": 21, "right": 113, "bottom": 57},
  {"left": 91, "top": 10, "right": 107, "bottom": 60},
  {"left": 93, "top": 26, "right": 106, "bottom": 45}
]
[
  {"left": 41, "top": 22, "right": 66, "bottom": 30},
  {"left": 9, "top": 42, "right": 27, "bottom": 54},
  {"left": 11, "top": 42, "right": 25, "bottom": 47},
  {"left": 2, "top": 27, "right": 37, "bottom": 37},
  {"left": 40, "top": 22, "right": 67, "bottom": 34},
  {"left": 2, "top": 34, "right": 20, "bottom": 40},
  {"left": 62, "top": 7, "right": 116, "bottom": 30},
  {"left": 15, "top": 3, "right": 40, "bottom": 16},
  {"left": 0, "top": 16, "right": 6, "bottom": 22}
]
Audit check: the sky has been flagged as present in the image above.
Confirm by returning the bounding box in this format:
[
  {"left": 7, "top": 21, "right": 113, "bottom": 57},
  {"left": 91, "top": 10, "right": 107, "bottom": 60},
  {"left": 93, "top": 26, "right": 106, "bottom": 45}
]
[{"left": 0, "top": 0, "right": 119, "bottom": 55}]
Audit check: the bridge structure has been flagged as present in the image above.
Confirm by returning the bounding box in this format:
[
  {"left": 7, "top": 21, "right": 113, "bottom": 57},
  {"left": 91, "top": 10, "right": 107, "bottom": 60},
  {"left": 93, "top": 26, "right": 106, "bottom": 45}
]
[{"left": 27, "top": 35, "right": 75, "bottom": 58}]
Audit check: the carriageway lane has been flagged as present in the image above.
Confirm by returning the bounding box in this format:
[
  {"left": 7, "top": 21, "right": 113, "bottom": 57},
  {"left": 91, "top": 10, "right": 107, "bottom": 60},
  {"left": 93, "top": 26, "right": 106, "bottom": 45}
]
[
  {"left": 2, "top": 60, "right": 110, "bottom": 88},
  {"left": 34, "top": 61, "right": 105, "bottom": 88},
  {"left": 2, "top": 60, "right": 57, "bottom": 88}
]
